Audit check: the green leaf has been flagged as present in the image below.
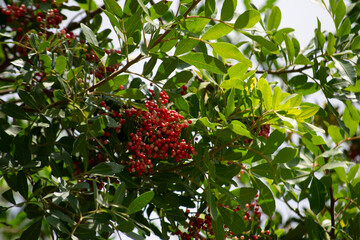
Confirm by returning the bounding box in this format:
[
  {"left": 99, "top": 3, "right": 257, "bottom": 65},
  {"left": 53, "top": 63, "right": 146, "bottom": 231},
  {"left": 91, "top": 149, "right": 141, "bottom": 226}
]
[
  {"left": 167, "top": 92, "right": 190, "bottom": 113},
  {"left": 241, "top": 31, "right": 279, "bottom": 53},
  {"left": 229, "top": 120, "right": 253, "bottom": 138},
  {"left": 267, "top": 6, "right": 281, "bottom": 31},
  {"left": 294, "top": 54, "right": 312, "bottom": 65},
  {"left": 18, "top": 89, "right": 39, "bottom": 111},
  {"left": 184, "top": 18, "right": 210, "bottom": 35},
  {"left": 72, "top": 134, "right": 88, "bottom": 170},
  {"left": 149, "top": 1, "right": 171, "bottom": 20},
  {"left": 334, "top": 0, "right": 346, "bottom": 29},
  {"left": 284, "top": 34, "right": 295, "bottom": 63},
  {"left": 309, "top": 177, "right": 326, "bottom": 214},
  {"left": 163, "top": 71, "right": 193, "bottom": 89},
  {"left": 174, "top": 38, "right": 199, "bottom": 55},
  {"left": 221, "top": 0, "right": 237, "bottom": 21},
  {"left": 263, "top": 130, "right": 285, "bottom": 155},
  {"left": 258, "top": 78, "right": 273, "bottom": 111},
  {"left": 348, "top": 164, "right": 359, "bottom": 181},
  {"left": 2, "top": 189, "right": 16, "bottom": 204},
  {"left": 89, "top": 162, "right": 124, "bottom": 176},
  {"left": 273, "top": 147, "right": 298, "bottom": 164},
  {"left": 331, "top": 57, "right": 356, "bottom": 85},
  {"left": 55, "top": 55, "right": 67, "bottom": 75},
  {"left": 17, "top": 171, "right": 28, "bottom": 199},
  {"left": 205, "top": 0, "right": 216, "bottom": 17},
  {"left": 251, "top": 176, "right": 275, "bottom": 216},
  {"left": 115, "top": 89, "right": 146, "bottom": 100},
  {"left": 128, "top": 191, "right": 155, "bottom": 214},
  {"left": 235, "top": 9, "right": 260, "bottom": 29},
  {"left": 231, "top": 187, "right": 257, "bottom": 205},
  {"left": 326, "top": 32, "right": 336, "bottom": 55},
  {"left": 178, "top": 53, "right": 227, "bottom": 74},
  {"left": 211, "top": 42, "right": 252, "bottom": 67},
  {"left": 1, "top": 102, "right": 31, "bottom": 120},
  {"left": 343, "top": 101, "right": 360, "bottom": 137},
  {"left": 114, "top": 183, "right": 126, "bottom": 205},
  {"left": 351, "top": 35, "right": 360, "bottom": 50},
  {"left": 252, "top": 163, "right": 275, "bottom": 179},
  {"left": 81, "top": 23, "right": 98, "bottom": 46},
  {"left": 218, "top": 206, "right": 244, "bottom": 234},
  {"left": 201, "top": 23, "right": 233, "bottom": 40},
  {"left": 153, "top": 57, "right": 178, "bottom": 81},
  {"left": 297, "top": 106, "right": 320, "bottom": 121},
  {"left": 206, "top": 189, "right": 218, "bottom": 221},
  {"left": 104, "top": 0, "right": 122, "bottom": 17},
  {"left": 212, "top": 217, "right": 224, "bottom": 240},
  {"left": 336, "top": 18, "right": 351, "bottom": 37},
  {"left": 103, "top": 9, "right": 121, "bottom": 30},
  {"left": 328, "top": 125, "right": 343, "bottom": 144},
  {"left": 46, "top": 216, "right": 70, "bottom": 234},
  {"left": 76, "top": 0, "right": 97, "bottom": 11},
  {"left": 20, "top": 219, "right": 42, "bottom": 240},
  {"left": 225, "top": 87, "right": 235, "bottom": 117}
]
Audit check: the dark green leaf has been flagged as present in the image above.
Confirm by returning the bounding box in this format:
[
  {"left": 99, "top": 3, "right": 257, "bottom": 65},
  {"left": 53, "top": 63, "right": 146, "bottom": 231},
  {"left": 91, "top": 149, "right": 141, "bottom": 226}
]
[
  {"left": 115, "top": 89, "right": 146, "bottom": 100},
  {"left": 178, "top": 53, "right": 227, "bottom": 74},
  {"left": 212, "top": 217, "right": 224, "bottom": 240},
  {"left": 205, "top": 0, "right": 216, "bottom": 17},
  {"left": 114, "top": 182, "right": 126, "bottom": 205},
  {"left": 263, "top": 130, "right": 285, "bottom": 155},
  {"left": 17, "top": 171, "right": 28, "bottom": 199},
  {"left": 2, "top": 189, "right": 16, "bottom": 204},
  {"left": 149, "top": 1, "right": 171, "bottom": 20},
  {"left": 104, "top": 0, "right": 122, "bottom": 17},
  {"left": 1, "top": 103, "right": 31, "bottom": 120},
  {"left": 163, "top": 71, "right": 193, "bottom": 89},
  {"left": 20, "top": 219, "right": 42, "bottom": 240},
  {"left": 153, "top": 57, "right": 178, "bottom": 81},
  {"left": 218, "top": 206, "right": 244, "bottom": 234},
  {"left": 128, "top": 191, "right": 155, "bottom": 214},
  {"left": 251, "top": 176, "right": 275, "bottom": 216},
  {"left": 206, "top": 188, "right": 218, "bottom": 221},
  {"left": 46, "top": 216, "right": 70, "bottom": 234},
  {"left": 231, "top": 187, "right": 258, "bottom": 205},
  {"left": 167, "top": 92, "right": 190, "bottom": 113},
  {"left": 273, "top": 147, "right": 298, "bottom": 164},
  {"left": 88, "top": 162, "right": 124, "bottom": 176},
  {"left": 221, "top": 0, "right": 237, "bottom": 21},
  {"left": 18, "top": 89, "right": 39, "bottom": 111},
  {"left": 309, "top": 177, "right": 326, "bottom": 214},
  {"left": 174, "top": 38, "right": 199, "bottom": 55},
  {"left": 241, "top": 31, "right": 279, "bottom": 53}
]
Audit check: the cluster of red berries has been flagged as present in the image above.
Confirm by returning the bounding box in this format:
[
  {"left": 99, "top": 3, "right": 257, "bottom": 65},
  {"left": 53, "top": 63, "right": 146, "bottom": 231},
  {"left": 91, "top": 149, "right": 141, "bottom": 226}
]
[
  {"left": 219, "top": 195, "right": 273, "bottom": 240},
  {"left": 179, "top": 85, "right": 188, "bottom": 95},
  {"left": 174, "top": 210, "right": 214, "bottom": 240},
  {"left": 244, "top": 124, "right": 270, "bottom": 144},
  {"left": 95, "top": 91, "right": 195, "bottom": 176},
  {"left": 87, "top": 49, "right": 122, "bottom": 79},
  {"left": 35, "top": 8, "right": 63, "bottom": 29}
]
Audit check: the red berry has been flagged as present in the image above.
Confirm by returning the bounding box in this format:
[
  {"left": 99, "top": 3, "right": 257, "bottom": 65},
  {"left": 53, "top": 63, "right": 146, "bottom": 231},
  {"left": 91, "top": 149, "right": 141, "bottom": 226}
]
[
  {"left": 36, "top": 16, "right": 42, "bottom": 22},
  {"left": 119, "top": 85, "right": 124, "bottom": 90},
  {"left": 65, "top": 33, "right": 71, "bottom": 39}
]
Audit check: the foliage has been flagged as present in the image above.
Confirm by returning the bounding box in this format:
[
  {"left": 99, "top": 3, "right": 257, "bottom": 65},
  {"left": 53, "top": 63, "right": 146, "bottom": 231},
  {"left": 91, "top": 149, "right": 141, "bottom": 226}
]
[{"left": 0, "top": 0, "right": 359, "bottom": 239}]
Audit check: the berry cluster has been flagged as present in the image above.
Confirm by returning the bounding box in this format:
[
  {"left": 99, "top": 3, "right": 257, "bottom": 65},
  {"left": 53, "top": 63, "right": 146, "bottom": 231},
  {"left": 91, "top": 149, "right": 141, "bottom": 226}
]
[
  {"left": 179, "top": 85, "right": 188, "bottom": 95},
  {"left": 95, "top": 90, "right": 195, "bottom": 176},
  {"left": 86, "top": 49, "right": 122, "bottom": 79},
  {"left": 244, "top": 124, "right": 270, "bottom": 144},
  {"left": 36, "top": 8, "right": 63, "bottom": 28},
  {"left": 174, "top": 210, "right": 214, "bottom": 240}
]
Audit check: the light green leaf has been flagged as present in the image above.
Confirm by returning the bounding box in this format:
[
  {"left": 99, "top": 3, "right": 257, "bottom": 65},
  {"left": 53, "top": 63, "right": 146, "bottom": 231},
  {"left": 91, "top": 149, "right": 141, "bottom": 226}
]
[
  {"left": 348, "top": 164, "right": 359, "bottom": 181},
  {"left": 225, "top": 87, "right": 235, "bottom": 117},
  {"left": 351, "top": 35, "right": 360, "bottom": 50},
  {"left": 284, "top": 34, "right": 295, "bottom": 63},
  {"left": 235, "top": 9, "right": 260, "bottom": 29},
  {"left": 343, "top": 101, "right": 360, "bottom": 137},
  {"left": 297, "top": 106, "right": 320, "bottom": 121},
  {"left": 149, "top": 1, "right": 171, "bottom": 20},
  {"left": 228, "top": 62, "right": 248, "bottom": 78},
  {"left": 267, "top": 6, "right": 281, "bottom": 31},
  {"left": 328, "top": 125, "right": 343, "bottom": 144},
  {"left": 326, "top": 32, "right": 336, "bottom": 55},
  {"left": 178, "top": 53, "right": 227, "bottom": 74},
  {"left": 55, "top": 55, "right": 67, "bottom": 75},
  {"left": 211, "top": 42, "right": 252, "bottom": 67},
  {"left": 294, "top": 54, "right": 313, "bottom": 65},
  {"left": 81, "top": 23, "right": 98, "bottom": 46},
  {"left": 201, "top": 23, "right": 233, "bottom": 40},
  {"left": 317, "top": 161, "right": 347, "bottom": 173},
  {"left": 229, "top": 120, "right": 252, "bottom": 138},
  {"left": 128, "top": 191, "right": 155, "bottom": 214},
  {"left": 258, "top": 78, "right": 272, "bottom": 110},
  {"left": 334, "top": 0, "right": 346, "bottom": 29}
]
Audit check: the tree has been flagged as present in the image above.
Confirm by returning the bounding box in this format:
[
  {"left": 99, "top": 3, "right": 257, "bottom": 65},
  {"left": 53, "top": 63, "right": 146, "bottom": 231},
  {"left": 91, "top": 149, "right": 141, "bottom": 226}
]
[{"left": 0, "top": 0, "right": 359, "bottom": 239}]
